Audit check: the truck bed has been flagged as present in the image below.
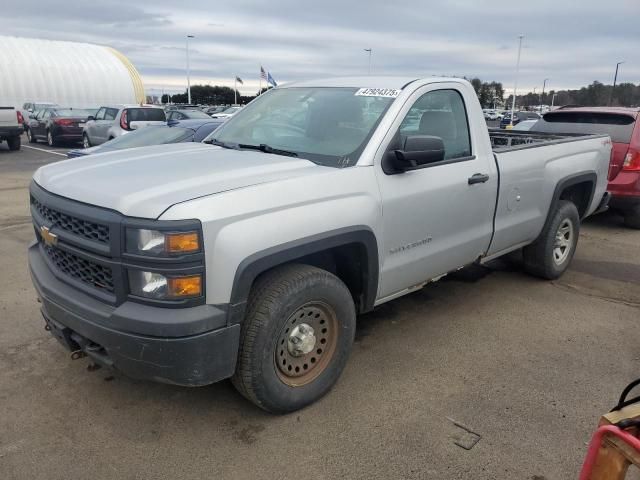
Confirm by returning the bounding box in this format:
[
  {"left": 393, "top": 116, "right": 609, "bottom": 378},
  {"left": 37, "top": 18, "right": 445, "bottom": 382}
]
[{"left": 489, "top": 129, "right": 607, "bottom": 152}]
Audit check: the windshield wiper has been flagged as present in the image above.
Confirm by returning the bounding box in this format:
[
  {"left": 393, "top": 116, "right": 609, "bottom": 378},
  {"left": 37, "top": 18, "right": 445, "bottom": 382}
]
[
  {"left": 204, "top": 138, "right": 234, "bottom": 148},
  {"left": 237, "top": 143, "right": 298, "bottom": 157}
]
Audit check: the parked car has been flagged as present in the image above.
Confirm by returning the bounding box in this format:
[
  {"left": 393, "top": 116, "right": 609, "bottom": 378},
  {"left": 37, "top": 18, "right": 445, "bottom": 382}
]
[
  {"left": 67, "top": 119, "right": 224, "bottom": 158},
  {"left": 26, "top": 107, "right": 95, "bottom": 146},
  {"left": 29, "top": 77, "right": 610, "bottom": 413},
  {"left": 0, "top": 106, "right": 24, "bottom": 151},
  {"left": 204, "top": 106, "right": 227, "bottom": 116},
  {"left": 210, "top": 106, "right": 242, "bottom": 118},
  {"left": 530, "top": 107, "right": 640, "bottom": 228},
  {"left": 83, "top": 105, "right": 166, "bottom": 148},
  {"left": 483, "top": 109, "right": 502, "bottom": 121},
  {"left": 166, "top": 109, "right": 212, "bottom": 121},
  {"left": 20, "top": 102, "right": 58, "bottom": 129},
  {"left": 500, "top": 111, "right": 541, "bottom": 129},
  {"left": 512, "top": 119, "right": 539, "bottom": 131}
]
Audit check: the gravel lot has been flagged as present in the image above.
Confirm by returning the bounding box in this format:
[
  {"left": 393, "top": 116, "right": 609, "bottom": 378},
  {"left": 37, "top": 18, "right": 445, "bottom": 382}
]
[{"left": 1, "top": 136, "right": 639, "bottom": 480}]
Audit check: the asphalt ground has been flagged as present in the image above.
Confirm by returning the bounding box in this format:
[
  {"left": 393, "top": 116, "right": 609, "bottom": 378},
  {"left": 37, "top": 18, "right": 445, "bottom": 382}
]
[{"left": 1, "top": 135, "right": 639, "bottom": 479}]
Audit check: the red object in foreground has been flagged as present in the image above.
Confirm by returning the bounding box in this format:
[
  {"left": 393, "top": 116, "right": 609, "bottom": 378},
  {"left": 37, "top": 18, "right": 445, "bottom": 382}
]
[{"left": 579, "top": 424, "right": 640, "bottom": 480}]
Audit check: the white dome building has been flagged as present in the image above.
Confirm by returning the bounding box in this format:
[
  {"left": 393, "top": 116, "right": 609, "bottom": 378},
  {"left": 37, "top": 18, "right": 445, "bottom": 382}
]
[{"left": 0, "top": 35, "right": 145, "bottom": 108}]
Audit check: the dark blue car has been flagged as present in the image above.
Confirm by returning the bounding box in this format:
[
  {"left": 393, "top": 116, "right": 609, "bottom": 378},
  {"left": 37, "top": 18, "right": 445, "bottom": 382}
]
[{"left": 67, "top": 119, "right": 224, "bottom": 158}]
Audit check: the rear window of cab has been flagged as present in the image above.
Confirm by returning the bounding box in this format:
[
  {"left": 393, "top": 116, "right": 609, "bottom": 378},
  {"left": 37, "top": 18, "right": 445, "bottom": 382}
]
[{"left": 127, "top": 108, "right": 166, "bottom": 122}]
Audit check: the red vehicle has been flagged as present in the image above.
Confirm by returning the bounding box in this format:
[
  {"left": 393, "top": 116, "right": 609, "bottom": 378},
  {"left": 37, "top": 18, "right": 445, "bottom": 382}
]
[{"left": 533, "top": 107, "right": 640, "bottom": 228}]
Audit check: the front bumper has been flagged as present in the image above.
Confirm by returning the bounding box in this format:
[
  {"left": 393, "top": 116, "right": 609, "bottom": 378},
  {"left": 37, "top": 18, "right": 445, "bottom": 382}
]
[{"left": 29, "top": 242, "right": 240, "bottom": 386}]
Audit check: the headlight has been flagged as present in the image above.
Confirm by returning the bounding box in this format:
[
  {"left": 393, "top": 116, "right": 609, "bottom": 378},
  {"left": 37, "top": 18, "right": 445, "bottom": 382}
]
[
  {"left": 126, "top": 228, "right": 200, "bottom": 256},
  {"left": 128, "top": 270, "right": 202, "bottom": 300}
]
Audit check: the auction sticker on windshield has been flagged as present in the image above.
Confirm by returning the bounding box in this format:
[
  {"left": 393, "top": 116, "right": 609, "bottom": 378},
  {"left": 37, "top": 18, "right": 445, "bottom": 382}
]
[{"left": 355, "top": 88, "right": 401, "bottom": 98}]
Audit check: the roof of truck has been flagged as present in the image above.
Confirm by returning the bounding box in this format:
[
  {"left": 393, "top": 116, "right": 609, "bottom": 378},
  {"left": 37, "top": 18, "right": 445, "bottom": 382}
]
[{"left": 284, "top": 76, "right": 464, "bottom": 89}]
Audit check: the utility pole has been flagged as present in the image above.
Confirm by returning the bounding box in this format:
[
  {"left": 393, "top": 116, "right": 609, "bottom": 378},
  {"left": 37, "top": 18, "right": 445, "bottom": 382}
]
[
  {"left": 186, "top": 35, "right": 194, "bottom": 104},
  {"left": 540, "top": 78, "right": 548, "bottom": 113},
  {"left": 510, "top": 35, "right": 524, "bottom": 127},
  {"left": 364, "top": 48, "right": 372, "bottom": 75},
  {"left": 609, "top": 61, "right": 625, "bottom": 106}
]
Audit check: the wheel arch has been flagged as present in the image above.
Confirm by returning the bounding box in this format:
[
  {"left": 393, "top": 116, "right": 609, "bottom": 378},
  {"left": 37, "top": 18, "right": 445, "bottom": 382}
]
[
  {"left": 229, "top": 227, "right": 379, "bottom": 324},
  {"left": 550, "top": 172, "right": 596, "bottom": 220}
]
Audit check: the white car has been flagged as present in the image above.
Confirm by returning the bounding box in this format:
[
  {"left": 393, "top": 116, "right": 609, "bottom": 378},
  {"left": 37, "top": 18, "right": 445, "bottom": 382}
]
[
  {"left": 83, "top": 105, "right": 166, "bottom": 148},
  {"left": 484, "top": 110, "right": 502, "bottom": 121},
  {"left": 210, "top": 106, "right": 242, "bottom": 119}
]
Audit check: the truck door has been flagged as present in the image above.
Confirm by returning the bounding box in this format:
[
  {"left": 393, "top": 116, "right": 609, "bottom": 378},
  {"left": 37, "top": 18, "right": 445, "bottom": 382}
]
[{"left": 375, "top": 85, "right": 497, "bottom": 299}]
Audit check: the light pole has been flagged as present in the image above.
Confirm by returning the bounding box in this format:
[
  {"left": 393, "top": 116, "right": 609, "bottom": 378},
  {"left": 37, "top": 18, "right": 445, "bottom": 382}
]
[
  {"left": 609, "top": 61, "right": 625, "bottom": 106},
  {"left": 540, "top": 78, "right": 548, "bottom": 113},
  {"left": 364, "top": 48, "right": 372, "bottom": 75},
  {"left": 186, "top": 34, "right": 194, "bottom": 104},
  {"left": 551, "top": 93, "right": 558, "bottom": 108},
  {"left": 510, "top": 35, "right": 524, "bottom": 127}
]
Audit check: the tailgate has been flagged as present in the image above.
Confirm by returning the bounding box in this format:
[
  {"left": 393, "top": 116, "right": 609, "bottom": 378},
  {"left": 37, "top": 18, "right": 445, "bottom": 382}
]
[{"left": 0, "top": 107, "right": 17, "bottom": 127}]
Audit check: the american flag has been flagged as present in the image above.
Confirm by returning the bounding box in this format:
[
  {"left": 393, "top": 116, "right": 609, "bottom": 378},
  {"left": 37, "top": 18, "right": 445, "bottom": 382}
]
[{"left": 260, "top": 66, "right": 267, "bottom": 80}]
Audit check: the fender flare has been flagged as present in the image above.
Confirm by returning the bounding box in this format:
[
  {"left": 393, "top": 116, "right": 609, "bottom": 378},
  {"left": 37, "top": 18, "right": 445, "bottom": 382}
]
[
  {"left": 549, "top": 172, "right": 597, "bottom": 220},
  {"left": 228, "top": 226, "right": 379, "bottom": 325}
]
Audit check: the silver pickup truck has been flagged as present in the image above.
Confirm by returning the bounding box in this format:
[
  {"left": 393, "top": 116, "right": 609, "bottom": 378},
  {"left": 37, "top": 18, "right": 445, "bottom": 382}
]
[
  {"left": 0, "top": 106, "right": 24, "bottom": 150},
  {"left": 28, "top": 77, "right": 611, "bottom": 413}
]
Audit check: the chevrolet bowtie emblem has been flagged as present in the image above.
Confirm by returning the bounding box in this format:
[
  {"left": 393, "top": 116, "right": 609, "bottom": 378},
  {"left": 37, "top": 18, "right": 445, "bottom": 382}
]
[{"left": 40, "top": 225, "right": 58, "bottom": 247}]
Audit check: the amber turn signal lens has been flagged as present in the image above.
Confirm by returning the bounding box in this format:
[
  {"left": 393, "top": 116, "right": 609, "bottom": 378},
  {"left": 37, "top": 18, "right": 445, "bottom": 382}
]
[
  {"left": 167, "top": 275, "right": 202, "bottom": 298},
  {"left": 166, "top": 232, "right": 199, "bottom": 253}
]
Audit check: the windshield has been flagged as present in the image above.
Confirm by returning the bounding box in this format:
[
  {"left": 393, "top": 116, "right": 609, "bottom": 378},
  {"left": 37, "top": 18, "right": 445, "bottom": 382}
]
[
  {"left": 182, "top": 110, "right": 211, "bottom": 119},
  {"left": 207, "top": 87, "right": 395, "bottom": 167},
  {"left": 55, "top": 109, "right": 95, "bottom": 117},
  {"left": 102, "top": 126, "right": 193, "bottom": 150}
]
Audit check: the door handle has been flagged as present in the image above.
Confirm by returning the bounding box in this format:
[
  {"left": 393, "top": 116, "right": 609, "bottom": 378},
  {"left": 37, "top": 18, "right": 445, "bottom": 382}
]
[{"left": 468, "top": 173, "right": 490, "bottom": 185}]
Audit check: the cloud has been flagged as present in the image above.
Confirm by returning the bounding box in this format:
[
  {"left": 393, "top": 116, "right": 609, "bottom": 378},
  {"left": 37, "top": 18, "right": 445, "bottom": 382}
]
[{"left": 2, "top": 0, "right": 638, "bottom": 95}]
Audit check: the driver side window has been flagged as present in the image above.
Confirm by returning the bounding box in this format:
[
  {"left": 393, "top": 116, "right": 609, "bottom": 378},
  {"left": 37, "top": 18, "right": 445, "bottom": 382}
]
[
  {"left": 95, "top": 108, "right": 106, "bottom": 121},
  {"left": 398, "top": 89, "right": 472, "bottom": 160}
]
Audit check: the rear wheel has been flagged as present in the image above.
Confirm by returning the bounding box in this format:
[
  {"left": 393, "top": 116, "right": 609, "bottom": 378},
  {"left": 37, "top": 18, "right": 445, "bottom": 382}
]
[
  {"left": 82, "top": 133, "right": 91, "bottom": 149},
  {"left": 623, "top": 206, "right": 640, "bottom": 229},
  {"left": 523, "top": 200, "right": 580, "bottom": 279},
  {"left": 7, "top": 136, "right": 21, "bottom": 151},
  {"left": 232, "top": 264, "right": 356, "bottom": 413}
]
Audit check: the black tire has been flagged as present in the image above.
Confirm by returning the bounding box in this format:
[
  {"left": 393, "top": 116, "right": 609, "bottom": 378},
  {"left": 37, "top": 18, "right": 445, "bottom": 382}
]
[
  {"left": 7, "top": 136, "right": 21, "bottom": 151},
  {"left": 26, "top": 128, "right": 37, "bottom": 143},
  {"left": 623, "top": 206, "right": 640, "bottom": 229},
  {"left": 46, "top": 130, "right": 56, "bottom": 147},
  {"left": 232, "top": 264, "right": 356, "bottom": 413},
  {"left": 523, "top": 200, "right": 580, "bottom": 280}
]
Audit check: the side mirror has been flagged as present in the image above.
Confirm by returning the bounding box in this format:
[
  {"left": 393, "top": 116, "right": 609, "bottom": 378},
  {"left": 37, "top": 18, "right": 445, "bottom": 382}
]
[
  {"left": 393, "top": 135, "right": 445, "bottom": 172},
  {"left": 87, "top": 116, "right": 95, "bottom": 121}
]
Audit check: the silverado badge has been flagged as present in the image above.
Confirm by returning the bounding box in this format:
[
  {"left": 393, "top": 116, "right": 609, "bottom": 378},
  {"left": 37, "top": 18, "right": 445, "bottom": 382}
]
[{"left": 40, "top": 225, "right": 58, "bottom": 247}]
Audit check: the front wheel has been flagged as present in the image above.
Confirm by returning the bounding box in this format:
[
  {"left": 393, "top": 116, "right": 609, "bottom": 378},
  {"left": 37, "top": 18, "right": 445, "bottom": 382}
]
[
  {"left": 82, "top": 133, "right": 91, "bottom": 149},
  {"left": 523, "top": 200, "right": 580, "bottom": 279},
  {"left": 26, "top": 128, "right": 37, "bottom": 143},
  {"left": 232, "top": 264, "right": 356, "bottom": 413},
  {"left": 46, "top": 130, "right": 56, "bottom": 147}
]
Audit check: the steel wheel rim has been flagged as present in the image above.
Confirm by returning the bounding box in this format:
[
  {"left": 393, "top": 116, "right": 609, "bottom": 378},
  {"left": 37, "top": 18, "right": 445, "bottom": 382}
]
[
  {"left": 553, "top": 218, "right": 574, "bottom": 265},
  {"left": 47, "top": 131, "right": 53, "bottom": 146},
  {"left": 83, "top": 136, "right": 89, "bottom": 148},
  {"left": 274, "top": 301, "right": 339, "bottom": 387}
]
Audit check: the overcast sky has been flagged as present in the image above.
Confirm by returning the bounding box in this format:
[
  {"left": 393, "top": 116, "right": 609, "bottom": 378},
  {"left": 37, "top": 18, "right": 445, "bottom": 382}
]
[{"left": 4, "top": 0, "right": 639, "bottom": 97}]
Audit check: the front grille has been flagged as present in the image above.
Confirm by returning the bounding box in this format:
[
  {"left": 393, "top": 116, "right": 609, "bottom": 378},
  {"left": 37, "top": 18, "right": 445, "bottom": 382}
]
[
  {"left": 43, "top": 245, "right": 114, "bottom": 293},
  {"left": 31, "top": 196, "right": 110, "bottom": 243}
]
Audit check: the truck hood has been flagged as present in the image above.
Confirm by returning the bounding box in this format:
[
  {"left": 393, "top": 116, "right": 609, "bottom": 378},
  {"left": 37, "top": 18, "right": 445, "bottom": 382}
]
[{"left": 33, "top": 143, "right": 324, "bottom": 218}]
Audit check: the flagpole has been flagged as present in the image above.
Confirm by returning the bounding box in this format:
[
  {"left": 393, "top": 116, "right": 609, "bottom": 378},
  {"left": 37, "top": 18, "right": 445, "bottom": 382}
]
[
  {"left": 234, "top": 76, "right": 237, "bottom": 105},
  {"left": 259, "top": 65, "right": 262, "bottom": 96}
]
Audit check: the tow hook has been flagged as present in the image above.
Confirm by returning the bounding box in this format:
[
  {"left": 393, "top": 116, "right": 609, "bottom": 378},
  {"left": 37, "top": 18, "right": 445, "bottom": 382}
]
[{"left": 70, "top": 350, "right": 87, "bottom": 360}]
